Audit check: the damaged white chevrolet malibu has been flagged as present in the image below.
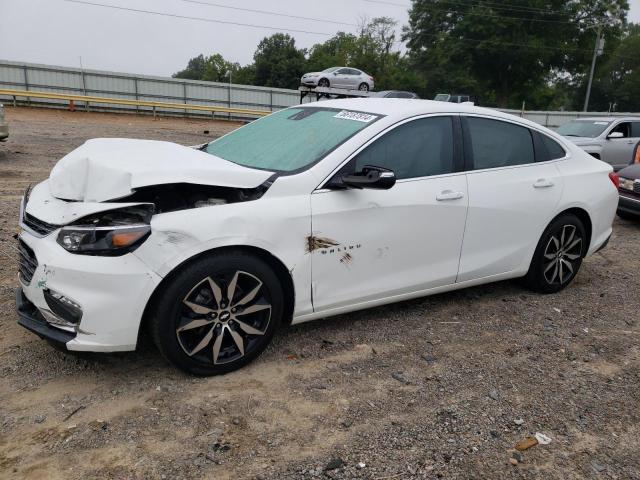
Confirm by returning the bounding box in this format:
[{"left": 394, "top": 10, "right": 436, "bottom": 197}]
[{"left": 17, "top": 99, "right": 618, "bottom": 375}]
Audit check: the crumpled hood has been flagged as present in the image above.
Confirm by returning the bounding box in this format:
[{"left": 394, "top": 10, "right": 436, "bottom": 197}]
[{"left": 49, "top": 138, "right": 274, "bottom": 202}]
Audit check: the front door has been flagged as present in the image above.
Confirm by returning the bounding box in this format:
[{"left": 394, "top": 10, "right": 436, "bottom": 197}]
[
  {"left": 309, "top": 115, "right": 468, "bottom": 312},
  {"left": 602, "top": 121, "right": 640, "bottom": 170}
]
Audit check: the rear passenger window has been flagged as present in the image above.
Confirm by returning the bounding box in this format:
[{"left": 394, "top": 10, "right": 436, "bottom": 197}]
[
  {"left": 467, "top": 117, "right": 535, "bottom": 169},
  {"left": 354, "top": 116, "right": 454, "bottom": 179},
  {"left": 540, "top": 134, "right": 566, "bottom": 160}
]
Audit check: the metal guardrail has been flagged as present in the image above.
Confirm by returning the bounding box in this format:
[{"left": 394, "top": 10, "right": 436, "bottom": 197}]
[{"left": 0, "top": 88, "right": 270, "bottom": 118}]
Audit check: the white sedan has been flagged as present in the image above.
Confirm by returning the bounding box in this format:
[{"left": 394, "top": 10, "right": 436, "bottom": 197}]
[{"left": 17, "top": 99, "right": 617, "bottom": 375}]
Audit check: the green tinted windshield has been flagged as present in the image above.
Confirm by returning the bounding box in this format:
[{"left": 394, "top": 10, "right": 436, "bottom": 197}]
[{"left": 205, "top": 107, "right": 381, "bottom": 172}]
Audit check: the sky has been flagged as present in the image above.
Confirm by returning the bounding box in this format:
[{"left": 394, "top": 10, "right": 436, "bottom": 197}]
[{"left": 0, "top": 0, "right": 639, "bottom": 77}]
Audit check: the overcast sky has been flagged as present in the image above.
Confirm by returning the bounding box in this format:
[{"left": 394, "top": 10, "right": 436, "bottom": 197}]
[{"left": 1, "top": 0, "right": 639, "bottom": 77}]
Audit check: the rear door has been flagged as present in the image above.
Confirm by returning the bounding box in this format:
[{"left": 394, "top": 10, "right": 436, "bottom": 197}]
[
  {"left": 333, "top": 68, "right": 350, "bottom": 88},
  {"left": 457, "top": 116, "right": 565, "bottom": 282}
]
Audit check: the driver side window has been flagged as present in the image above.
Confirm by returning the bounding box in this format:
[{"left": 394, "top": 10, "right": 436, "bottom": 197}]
[
  {"left": 611, "top": 122, "right": 630, "bottom": 137},
  {"left": 353, "top": 116, "right": 454, "bottom": 179}
]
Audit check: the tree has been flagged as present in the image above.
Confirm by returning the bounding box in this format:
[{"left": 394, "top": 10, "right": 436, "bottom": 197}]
[
  {"left": 589, "top": 23, "right": 640, "bottom": 111},
  {"left": 307, "top": 18, "right": 424, "bottom": 93},
  {"left": 403, "top": 0, "right": 629, "bottom": 108},
  {"left": 253, "top": 33, "right": 307, "bottom": 89},
  {"left": 173, "top": 54, "right": 207, "bottom": 80}
]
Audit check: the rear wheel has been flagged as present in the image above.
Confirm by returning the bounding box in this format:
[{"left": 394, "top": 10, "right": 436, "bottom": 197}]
[
  {"left": 523, "top": 214, "right": 586, "bottom": 293},
  {"left": 149, "top": 252, "right": 283, "bottom": 375},
  {"left": 318, "top": 78, "right": 330, "bottom": 88},
  {"left": 358, "top": 82, "right": 369, "bottom": 92}
]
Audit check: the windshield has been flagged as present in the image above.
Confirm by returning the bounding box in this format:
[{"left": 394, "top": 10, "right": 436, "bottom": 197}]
[
  {"left": 323, "top": 67, "right": 340, "bottom": 73},
  {"left": 557, "top": 120, "right": 611, "bottom": 138},
  {"left": 205, "top": 107, "right": 382, "bottom": 173}
]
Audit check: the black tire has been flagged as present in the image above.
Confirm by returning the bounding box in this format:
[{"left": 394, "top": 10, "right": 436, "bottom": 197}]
[
  {"left": 617, "top": 210, "right": 637, "bottom": 221},
  {"left": 149, "top": 251, "right": 283, "bottom": 376},
  {"left": 318, "top": 78, "right": 330, "bottom": 87},
  {"left": 523, "top": 214, "right": 586, "bottom": 294},
  {"left": 358, "top": 82, "right": 369, "bottom": 92}
]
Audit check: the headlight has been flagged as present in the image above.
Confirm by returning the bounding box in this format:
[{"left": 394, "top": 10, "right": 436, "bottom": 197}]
[
  {"left": 57, "top": 205, "right": 153, "bottom": 256},
  {"left": 619, "top": 177, "right": 635, "bottom": 191}
]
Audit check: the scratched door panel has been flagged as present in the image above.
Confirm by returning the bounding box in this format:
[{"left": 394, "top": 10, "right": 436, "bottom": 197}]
[{"left": 309, "top": 174, "right": 468, "bottom": 312}]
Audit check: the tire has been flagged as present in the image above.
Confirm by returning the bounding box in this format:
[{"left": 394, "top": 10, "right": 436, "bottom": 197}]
[
  {"left": 149, "top": 251, "right": 283, "bottom": 376},
  {"left": 358, "top": 82, "right": 369, "bottom": 92},
  {"left": 617, "top": 210, "right": 637, "bottom": 221},
  {"left": 523, "top": 214, "right": 586, "bottom": 294},
  {"left": 318, "top": 78, "right": 330, "bottom": 88}
]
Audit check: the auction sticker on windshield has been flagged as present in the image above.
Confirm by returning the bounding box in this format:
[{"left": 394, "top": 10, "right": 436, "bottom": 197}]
[{"left": 334, "top": 110, "right": 377, "bottom": 123}]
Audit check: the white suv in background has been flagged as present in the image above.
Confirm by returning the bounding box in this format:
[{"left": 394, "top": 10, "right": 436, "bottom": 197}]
[{"left": 557, "top": 117, "right": 640, "bottom": 171}]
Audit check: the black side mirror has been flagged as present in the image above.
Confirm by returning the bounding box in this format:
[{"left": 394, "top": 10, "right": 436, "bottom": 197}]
[{"left": 333, "top": 165, "right": 396, "bottom": 190}]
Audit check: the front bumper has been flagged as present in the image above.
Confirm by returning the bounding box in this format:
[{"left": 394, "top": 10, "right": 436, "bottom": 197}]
[
  {"left": 618, "top": 192, "right": 640, "bottom": 216},
  {"left": 300, "top": 78, "right": 319, "bottom": 87},
  {"left": 17, "top": 229, "right": 163, "bottom": 352},
  {"left": 16, "top": 288, "right": 76, "bottom": 348}
]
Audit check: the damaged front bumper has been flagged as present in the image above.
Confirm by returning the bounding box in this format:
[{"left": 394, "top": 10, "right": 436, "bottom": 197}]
[
  {"left": 16, "top": 288, "right": 76, "bottom": 348},
  {"left": 17, "top": 230, "right": 163, "bottom": 352}
]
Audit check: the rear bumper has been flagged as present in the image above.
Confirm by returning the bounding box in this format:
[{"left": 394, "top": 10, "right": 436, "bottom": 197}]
[
  {"left": 16, "top": 288, "right": 75, "bottom": 348},
  {"left": 618, "top": 192, "right": 640, "bottom": 216}
]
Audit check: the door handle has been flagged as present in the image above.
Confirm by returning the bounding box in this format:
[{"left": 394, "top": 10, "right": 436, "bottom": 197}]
[
  {"left": 436, "top": 190, "right": 465, "bottom": 201},
  {"left": 533, "top": 179, "right": 554, "bottom": 188}
]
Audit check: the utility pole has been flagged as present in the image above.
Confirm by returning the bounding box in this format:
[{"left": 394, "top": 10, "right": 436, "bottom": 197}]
[{"left": 583, "top": 24, "right": 604, "bottom": 112}]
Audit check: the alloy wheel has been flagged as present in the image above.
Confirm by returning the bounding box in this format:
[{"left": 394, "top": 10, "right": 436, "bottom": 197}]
[
  {"left": 176, "top": 271, "right": 271, "bottom": 365},
  {"left": 542, "top": 224, "right": 583, "bottom": 285},
  {"left": 359, "top": 83, "right": 369, "bottom": 91}
]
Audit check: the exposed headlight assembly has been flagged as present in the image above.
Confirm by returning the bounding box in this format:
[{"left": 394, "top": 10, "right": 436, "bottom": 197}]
[{"left": 57, "top": 205, "right": 153, "bottom": 256}]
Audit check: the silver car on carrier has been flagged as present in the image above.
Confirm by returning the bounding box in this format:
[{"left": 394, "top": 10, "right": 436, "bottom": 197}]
[{"left": 300, "top": 67, "right": 374, "bottom": 92}]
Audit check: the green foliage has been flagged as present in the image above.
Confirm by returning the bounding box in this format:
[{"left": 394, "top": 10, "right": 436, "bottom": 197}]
[
  {"left": 253, "top": 33, "right": 307, "bottom": 89},
  {"left": 172, "top": 5, "right": 638, "bottom": 111},
  {"left": 587, "top": 24, "right": 640, "bottom": 111},
  {"left": 403, "top": 0, "right": 629, "bottom": 109}
]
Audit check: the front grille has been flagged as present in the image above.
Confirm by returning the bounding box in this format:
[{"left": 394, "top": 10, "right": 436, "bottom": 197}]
[
  {"left": 18, "top": 239, "right": 38, "bottom": 285},
  {"left": 22, "top": 212, "right": 59, "bottom": 236}
]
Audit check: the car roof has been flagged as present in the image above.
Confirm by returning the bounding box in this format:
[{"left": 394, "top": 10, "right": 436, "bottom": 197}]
[{"left": 301, "top": 98, "right": 539, "bottom": 127}]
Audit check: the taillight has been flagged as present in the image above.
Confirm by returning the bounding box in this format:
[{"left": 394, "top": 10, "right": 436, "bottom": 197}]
[{"left": 609, "top": 172, "right": 620, "bottom": 189}]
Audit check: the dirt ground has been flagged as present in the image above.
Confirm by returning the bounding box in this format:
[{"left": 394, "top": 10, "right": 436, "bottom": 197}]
[{"left": 0, "top": 107, "right": 639, "bottom": 480}]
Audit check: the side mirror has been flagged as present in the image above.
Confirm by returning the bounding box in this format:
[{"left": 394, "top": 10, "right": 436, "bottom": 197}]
[
  {"left": 336, "top": 165, "right": 396, "bottom": 190},
  {"left": 608, "top": 131, "right": 624, "bottom": 139}
]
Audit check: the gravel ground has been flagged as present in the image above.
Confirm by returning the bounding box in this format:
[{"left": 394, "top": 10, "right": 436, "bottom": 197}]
[{"left": 0, "top": 107, "right": 639, "bottom": 480}]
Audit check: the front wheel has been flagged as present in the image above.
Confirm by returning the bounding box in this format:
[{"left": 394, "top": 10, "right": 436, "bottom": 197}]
[
  {"left": 149, "top": 252, "right": 283, "bottom": 375},
  {"left": 318, "top": 78, "right": 330, "bottom": 88},
  {"left": 523, "top": 214, "right": 586, "bottom": 293},
  {"left": 358, "top": 82, "right": 369, "bottom": 92}
]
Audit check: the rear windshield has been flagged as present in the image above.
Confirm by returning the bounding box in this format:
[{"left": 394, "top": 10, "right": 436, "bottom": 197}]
[
  {"left": 557, "top": 120, "right": 611, "bottom": 138},
  {"left": 205, "top": 107, "right": 382, "bottom": 173}
]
